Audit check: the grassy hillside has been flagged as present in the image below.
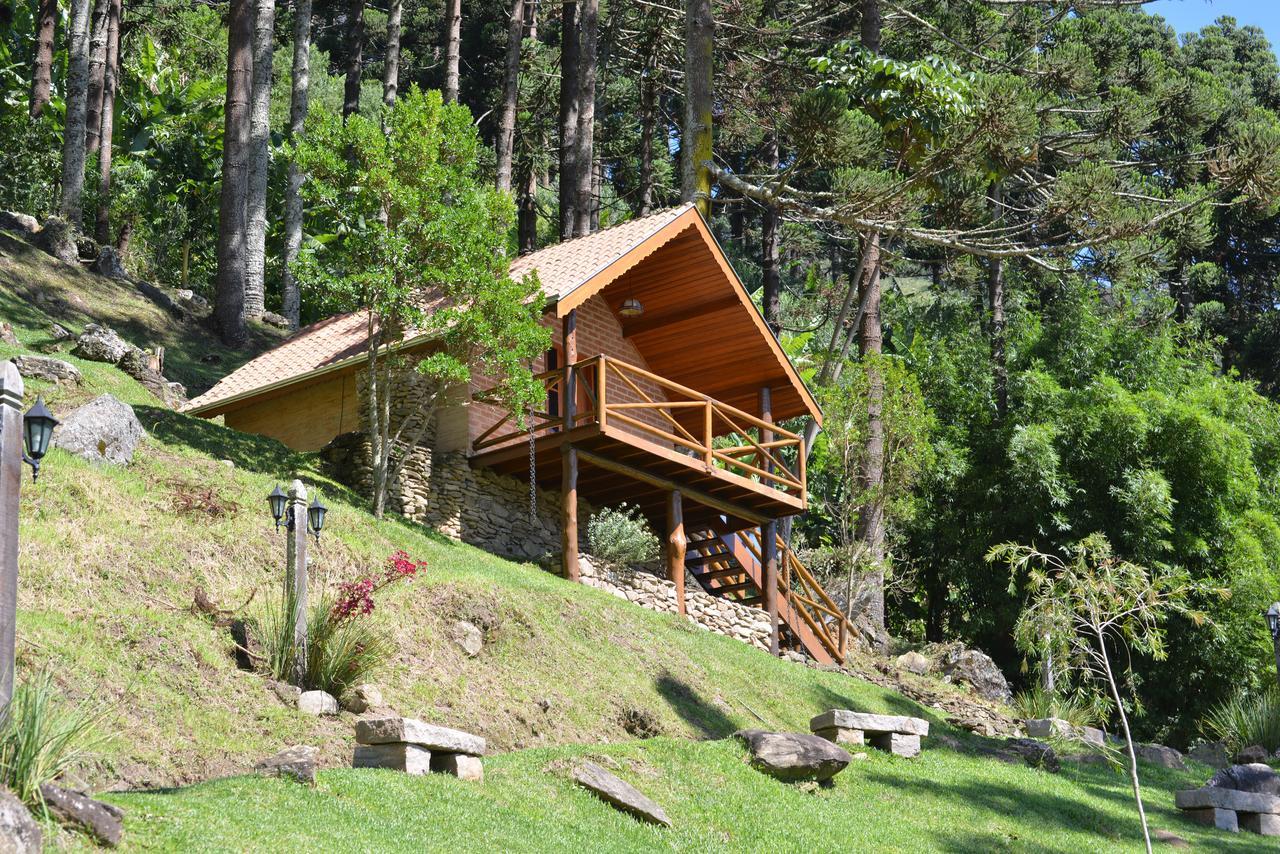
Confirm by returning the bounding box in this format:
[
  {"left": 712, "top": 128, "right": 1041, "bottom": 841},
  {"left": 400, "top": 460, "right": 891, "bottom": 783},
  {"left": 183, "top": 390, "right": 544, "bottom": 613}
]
[{"left": 0, "top": 232, "right": 1270, "bottom": 851}]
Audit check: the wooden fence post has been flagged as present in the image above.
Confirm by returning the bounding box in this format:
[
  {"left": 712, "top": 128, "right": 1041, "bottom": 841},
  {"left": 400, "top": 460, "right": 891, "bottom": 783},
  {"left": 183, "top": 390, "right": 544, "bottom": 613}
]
[
  {"left": 0, "top": 363, "right": 22, "bottom": 707},
  {"left": 286, "top": 478, "right": 309, "bottom": 686}
]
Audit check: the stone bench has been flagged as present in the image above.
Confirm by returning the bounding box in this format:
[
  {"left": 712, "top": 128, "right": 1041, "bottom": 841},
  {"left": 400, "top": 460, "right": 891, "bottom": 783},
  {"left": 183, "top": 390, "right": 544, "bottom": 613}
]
[
  {"left": 810, "top": 710, "right": 929, "bottom": 758},
  {"left": 1176, "top": 787, "right": 1280, "bottom": 836},
  {"left": 353, "top": 716, "right": 486, "bottom": 781}
]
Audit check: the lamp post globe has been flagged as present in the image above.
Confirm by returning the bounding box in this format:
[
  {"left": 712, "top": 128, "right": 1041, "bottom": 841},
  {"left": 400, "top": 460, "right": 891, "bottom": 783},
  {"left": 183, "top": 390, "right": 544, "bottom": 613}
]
[
  {"left": 307, "top": 496, "right": 327, "bottom": 539},
  {"left": 268, "top": 485, "right": 288, "bottom": 526},
  {"left": 1266, "top": 603, "right": 1280, "bottom": 641},
  {"left": 22, "top": 396, "right": 58, "bottom": 480}
]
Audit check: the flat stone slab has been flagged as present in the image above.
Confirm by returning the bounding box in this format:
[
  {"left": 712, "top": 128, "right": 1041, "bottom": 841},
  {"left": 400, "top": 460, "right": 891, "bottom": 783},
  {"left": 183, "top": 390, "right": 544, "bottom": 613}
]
[
  {"left": 869, "top": 732, "right": 921, "bottom": 758},
  {"left": 431, "top": 753, "right": 483, "bottom": 782},
  {"left": 1240, "top": 812, "right": 1280, "bottom": 836},
  {"left": 1186, "top": 807, "right": 1239, "bottom": 833},
  {"left": 810, "top": 710, "right": 929, "bottom": 737},
  {"left": 352, "top": 743, "right": 432, "bottom": 775},
  {"left": 571, "top": 761, "right": 671, "bottom": 827},
  {"left": 355, "top": 717, "right": 486, "bottom": 756},
  {"left": 736, "top": 730, "right": 852, "bottom": 782},
  {"left": 1176, "top": 787, "right": 1280, "bottom": 815}
]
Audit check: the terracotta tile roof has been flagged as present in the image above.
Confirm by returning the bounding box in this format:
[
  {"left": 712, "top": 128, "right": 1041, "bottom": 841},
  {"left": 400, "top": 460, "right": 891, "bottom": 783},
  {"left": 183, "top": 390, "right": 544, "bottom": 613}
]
[{"left": 184, "top": 206, "right": 693, "bottom": 416}]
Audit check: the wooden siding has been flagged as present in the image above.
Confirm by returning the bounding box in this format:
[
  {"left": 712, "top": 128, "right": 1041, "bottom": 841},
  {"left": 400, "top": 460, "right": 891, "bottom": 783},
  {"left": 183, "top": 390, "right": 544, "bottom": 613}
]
[{"left": 224, "top": 371, "right": 359, "bottom": 451}]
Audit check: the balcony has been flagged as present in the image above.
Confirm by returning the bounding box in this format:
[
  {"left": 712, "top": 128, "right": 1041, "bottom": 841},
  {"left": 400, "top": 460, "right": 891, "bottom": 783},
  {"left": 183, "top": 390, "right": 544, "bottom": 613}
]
[{"left": 469, "top": 355, "right": 807, "bottom": 531}]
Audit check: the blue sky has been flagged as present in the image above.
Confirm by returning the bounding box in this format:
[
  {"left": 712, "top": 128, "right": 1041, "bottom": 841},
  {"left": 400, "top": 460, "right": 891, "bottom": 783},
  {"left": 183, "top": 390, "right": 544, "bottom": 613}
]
[{"left": 1148, "top": 1, "right": 1280, "bottom": 53}]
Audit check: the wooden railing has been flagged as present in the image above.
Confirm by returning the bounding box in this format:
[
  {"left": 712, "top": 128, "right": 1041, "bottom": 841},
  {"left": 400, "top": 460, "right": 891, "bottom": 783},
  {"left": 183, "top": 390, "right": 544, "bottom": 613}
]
[
  {"left": 472, "top": 355, "right": 807, "bottom": 499},
  {"left": 740, "top": 527, "right": 855, "bottom": 664}
]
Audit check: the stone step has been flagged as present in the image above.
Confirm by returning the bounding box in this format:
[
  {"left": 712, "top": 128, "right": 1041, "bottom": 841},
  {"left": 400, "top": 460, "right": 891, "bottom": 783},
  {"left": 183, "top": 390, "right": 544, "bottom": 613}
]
[
  {"left": 352, "top": 743, "right": 432, "bottom": 775},
  {"left": 810, "top": 709, "right": 930, "bottom": 737},
  {"left": 355, "top": 717, "right": 487, "bottom": 756}
]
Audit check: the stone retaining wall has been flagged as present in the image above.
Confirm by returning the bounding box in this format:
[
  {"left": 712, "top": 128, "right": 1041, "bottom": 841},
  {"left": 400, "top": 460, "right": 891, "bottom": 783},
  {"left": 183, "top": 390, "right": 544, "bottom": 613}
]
[{"left": 579, "top": 557, "right": 773, "bottom": 653}]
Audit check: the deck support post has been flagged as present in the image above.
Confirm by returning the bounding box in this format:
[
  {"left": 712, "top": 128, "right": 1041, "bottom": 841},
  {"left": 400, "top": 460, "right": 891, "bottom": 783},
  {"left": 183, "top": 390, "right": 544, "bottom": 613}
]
[
  {"left": 562, "top": 309, "right": 577, "bottom": 429},
  {"left": 667, "top": 490, "right": 686, "bottom": 616},
  {"left": 760, "top": 386, "right": 779, "bottom": 655},
  {"left": 562, "top": 442, "right": 580, "bottom": 582}
]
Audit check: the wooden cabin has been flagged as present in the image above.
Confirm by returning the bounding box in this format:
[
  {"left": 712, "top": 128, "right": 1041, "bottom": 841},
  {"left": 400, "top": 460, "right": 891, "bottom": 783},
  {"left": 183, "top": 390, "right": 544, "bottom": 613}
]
[{"left": 184, "top": 205, "right": 854, "bottom": 663}]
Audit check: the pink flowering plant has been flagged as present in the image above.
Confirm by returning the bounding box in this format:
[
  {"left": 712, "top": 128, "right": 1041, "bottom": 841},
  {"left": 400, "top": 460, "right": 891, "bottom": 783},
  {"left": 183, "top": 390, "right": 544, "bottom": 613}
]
[{"left": 331, "top": 550, "right": 427, "bottom": 622}]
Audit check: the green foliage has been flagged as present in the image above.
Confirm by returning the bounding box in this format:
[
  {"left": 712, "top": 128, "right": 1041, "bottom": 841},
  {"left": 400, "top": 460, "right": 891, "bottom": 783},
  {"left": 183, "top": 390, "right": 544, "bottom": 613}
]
[
  {"left": 1011, "top": 686, "right": 1100, "bottom": 730},
  {"left": 587, "top": 504, "right": 660, "bottom": 566},
  {"left": 302, "top": 601, "right": 395, "bottom": 699},
  {"left": 1200, "top": 687, "right": 1280, "bottom": 755},
  {"left": 0, "top": 670, "right": 107, "bottom": 806}
]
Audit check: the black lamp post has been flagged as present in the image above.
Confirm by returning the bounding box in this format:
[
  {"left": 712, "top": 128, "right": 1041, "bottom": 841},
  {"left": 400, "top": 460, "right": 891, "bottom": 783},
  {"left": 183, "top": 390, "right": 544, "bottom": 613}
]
[
  {"left": 267, "top": 484, "right": 326, "bottom": 541},
  {"left": 1265, "top": 603, "right": 1280, "bottom": 689}
]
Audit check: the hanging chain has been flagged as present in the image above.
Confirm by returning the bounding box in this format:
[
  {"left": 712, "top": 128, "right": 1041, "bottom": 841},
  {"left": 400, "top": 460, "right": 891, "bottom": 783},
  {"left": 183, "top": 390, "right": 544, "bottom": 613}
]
[{"left": 527, "top": 408, "right": 537, "bottom": 524}]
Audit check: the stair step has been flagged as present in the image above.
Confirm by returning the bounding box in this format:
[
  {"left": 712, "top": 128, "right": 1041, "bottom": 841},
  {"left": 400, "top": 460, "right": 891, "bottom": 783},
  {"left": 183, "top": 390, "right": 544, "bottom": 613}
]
[
  {"left": 699, "top": 567, "right": 747, "bottom": 581},
  {"left": 686, "top": 552, "right": 732, "bottom": 568},
  {"left": 707, "top": 580, "right": 756, "bottom": 596}
]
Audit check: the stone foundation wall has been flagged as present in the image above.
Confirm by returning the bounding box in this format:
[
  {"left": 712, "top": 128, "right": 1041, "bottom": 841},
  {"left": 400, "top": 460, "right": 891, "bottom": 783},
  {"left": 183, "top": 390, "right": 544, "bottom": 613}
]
[{"left": 579, "top": 557, "right": 773, "bottom": 653}]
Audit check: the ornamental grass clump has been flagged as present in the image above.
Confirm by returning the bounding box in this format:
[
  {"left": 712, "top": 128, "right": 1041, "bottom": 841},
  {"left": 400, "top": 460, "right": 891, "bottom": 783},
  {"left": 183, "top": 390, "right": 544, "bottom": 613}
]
[
  {"left": 1012, "top": 686, "right": 1100, "bottom": 730},
  {"left": 1200, "top": 687, "right": 1280, "bottom": 755},
  {"left": 0, "top": 670, "right": 107, "bottom": 806}
]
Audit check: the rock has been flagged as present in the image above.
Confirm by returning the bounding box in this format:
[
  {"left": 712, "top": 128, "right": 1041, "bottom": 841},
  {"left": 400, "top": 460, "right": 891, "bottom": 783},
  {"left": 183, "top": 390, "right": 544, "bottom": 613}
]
[
  {"left": 1176, "top": 784, "right": 1280, "bottom": 814},
  {"left": 355, "top": 717, "right": 486, "bottom": 755},
  {"left": 1189, "top": 741, "right": 1231, "bottom": 769},
  {"left": 353, "top": 743, "right": 432, "bottom": 775},
  {"left": 1136, "top": 743, "right": 1184, "bottom": 770},
  {"left": 254, "top": 745, "right": 317, "bottom": 784},
  {"left": 895, "top": 650, "right": 930, "bottom": 675},
  {"left": 0, "top": 789, "right": 41, "bottom": 853},
  {"left": 810, "top": 710, "right": 929, "bottom": 736},
  {"left": 1022, "top": 718, "right": 1105, "bottom": 749},
  {"left": 431, "top": 753, "right": 483, "bottom": 781},
  {"left": 297, "top": 690, "right": 339, "bottom": 716},
  {"left": 1241, "top": 812, "right": 1280, "bottom": 835},
  {"left": 1186, "top": 806, "right": 1239, "bottom": 832},
  {"left": 261, "top": 311, "right": 290, "bottom": 329},
  {"left": 11, "top": 355, "right": 81, "bottom": 385},
  {"left": 341, "top": 683, "right": 383, "bottom": 714},
  {"left": 999, "top": 738, "right": 1060, "bottom": 773},
  {"left": 90, "top": 246, "right": 127, "bottom": 279},
  {"left": 0, "top": 211, "right": 39, "bottom": 237},
  {"left": 1152, "top": 829, "right": 1189, "bottom": 848},
  {"left": 937, "top": 646, "right": 1012, "bottom": 703},
  {"left": 52, "top": 394, "right": 145, "bottom": 465},
  {"left": 571, "top": 761, "right": 671, "bottom": 827},
  {"left": 1236, "top": 744, "right": 1269, "bottom": 765},
  {"left": 71, "top": 324, "right": 132, "bottom": 364},
  {"left": 1206, "top": 763, "right": 1280, "bottom": 795},
  {"left": 39, "top": 783, "right": 123, "bottom": 847},
  {"left": 49, "top": 323, "right": 72, "bottom": 341},
  {"left": 174, "top": 289, "right": 209, "bottom": 313},
  {"left": 0, "top": 323, "right": 18, "bottom": 346},
  {"left": 34, "top": 216, "right": 78, "bottom": 265},
  {"left": 448, "top": 620, "right": 484, "bottom": 657},
  {"left": 118, "top": 348, "right": 185, "bottom": 407},
  {"left": 735, "top": 730, "right": 852, "bottom": 783},
  {"left": 269, "top": 680, "right": 301, "bottom": 708}
]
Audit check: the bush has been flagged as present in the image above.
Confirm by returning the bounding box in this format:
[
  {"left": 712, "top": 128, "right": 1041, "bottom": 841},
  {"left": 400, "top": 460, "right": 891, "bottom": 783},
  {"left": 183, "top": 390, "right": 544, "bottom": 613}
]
[
  {"left": 588, "top": 504, "right": 660, "bottom": 565},
  {"left": 0, "top": 670, "right": 107, "bottom": 805},
  {"left": 1200, "top": 687, "right": 1280, "bottom": 754},
  {"left": 1012, "top": 686, "right": 1100, "bottom": 729}
]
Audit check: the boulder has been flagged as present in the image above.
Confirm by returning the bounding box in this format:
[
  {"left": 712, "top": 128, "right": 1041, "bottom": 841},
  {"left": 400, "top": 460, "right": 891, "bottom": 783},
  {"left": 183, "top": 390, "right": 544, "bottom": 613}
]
[
  {"left": 34, "top": 216, "right": 78, "bottom": 265},
  {"left": 49, "top": 323, "right": 73, "bottom": 341},
  {"left": 174, "top": 289, "right": 209, "bottom": 314},
  {"left": 1207, "top": 763, "right": 1280, "bottom": 796},
  {"left": 735, "top": 730, "right": 852, "bottom": 783},
  {"left": 895, "top": 650, "right": 930, "bottom": 675},
  {"left": 341, "top": 683, "right": 384, "bottom": 714},
  {"left": 1189, "top": 741, "right": 1231, "bottom": 769},
  {"left": 52, "top": 394, "right": 145, "bottom": 465},
  {"left": 261, "top": 311, "right": 291, "bottom": 329},
  {"left": 355, "top": 716, "right": 486, "bottom": 755},
  {"left": 118, "top": 348, "right": 185, "bottom": 408},
  {"left": 999, "top": 738, "right": 1060, "bottom": 773},
  {"left": 938, "top": 646, "right": 1012, "bottom": 703},
  {"left": 449, "top": 620, "right": 484, "bottom": 657},
  {"left": 0, "top": 323, "right": 18, "bottom": 346},
  {"left": 40, "top": 783, "right": 123, "bottom": 847},
  {"left": 0, "top": 211, "right": 40, "bottom": 237},
  {"left": 1236, "top": 744, "right": 1269, "bottom": 765},
  {"left": 90, "top": 246, "right": 128, "bottom": 279},
  {"left": 71, "top": 324, "right": 132, "bottom": 364},
  {"left": 0, "top": 790, "right": 41, "bottom": 853},
  {"left": 571, "top": 761, "right": 671, "bottom": 827},
  {"left": 11, "top": 355, "right": 81, "bottom": 385},
  {"left": 1136, "top": 743, "right": 1184, "bottom": 770},
  {"left": 254, "top": 745, "right": 317, "bottom": 784},
  {"left": 297, "top": 690, "right": 339, "bottom": 716}
]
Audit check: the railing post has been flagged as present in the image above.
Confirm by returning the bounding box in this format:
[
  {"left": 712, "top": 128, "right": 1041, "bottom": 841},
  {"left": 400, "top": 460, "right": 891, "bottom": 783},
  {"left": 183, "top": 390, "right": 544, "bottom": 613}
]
[
  {"left": 702, "top": 401, "right": 713, "bottom": 467},
  {"left": 562, "top": 309, "right": 577, "bottom": 430},
  {"left": 596, "top": 355, "right": 607, "bottom": 428},
  {"left": 285, "top": 479, "right": 309, "bottom": 687},
  {"left": 0, "top": 363, "right": 23, "bottom": 707},
  {"left": 759, "top": 386, "right": 773, "bottom": 478}
]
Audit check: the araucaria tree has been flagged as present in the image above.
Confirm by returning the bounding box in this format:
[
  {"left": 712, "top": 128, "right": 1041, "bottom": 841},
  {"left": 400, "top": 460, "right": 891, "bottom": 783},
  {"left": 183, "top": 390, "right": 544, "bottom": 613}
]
[
  {"left": 987, "top": 535, "right": 1215, "bottom": 854},
  {"left": 293, "top": 87, "right": 550, "bottom": 518}
]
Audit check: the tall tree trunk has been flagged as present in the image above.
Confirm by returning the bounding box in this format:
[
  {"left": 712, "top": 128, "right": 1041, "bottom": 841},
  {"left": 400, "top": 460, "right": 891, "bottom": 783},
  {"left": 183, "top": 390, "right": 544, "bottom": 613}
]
[
  {"left": 282, "top": 0, "right": 313, "bottom": 329},
  {"left": 988, "top": 181, "right": 1007, "bottom": 417},
  {"left": 60, "top": 0, "right": 91, "bottom": 227},
  {"left": 383, "top": 0, "right": 402, "bottom": 104},
  {"left": 343, "top": 0, "right": 364, "bottom": 118},
  {"left": 571, "top": 0, "right": 596, "bottom": 237},
  {"left": 637, "top": 65, "right": 655, "bottom": 216},
  {"left": 245, "top": 0, "right": 276, "bottom": 320},
  {"left": 29, "top": 0, "right": 57, "bottom": 118},
  {"left": 760, "top": 135, "right": 781, "bottom": 333},
  {"left": 93, "top": 0, "right": 120, "bottom": 245},
  {"left": 860, "top": 0, "right": 880, "bottom": 53},
  {"left": 443, "top": 0, "right": 461, "bottom": 103},
  {"left": 494, "top": 0, "right": 525, "bottom": 193},
  {"left": 84, "top": 0, "right": 110, "bottom": 154},
  {"left": 518, "top": 157, "right": 538, "bottom": 253},
  {"left": 215, "top": 0, "right": 254, "bottom": 347},
  {"left": 855, "top": 231, "right": 885, "bottom": 636},
  {"left": 557, "top": 0, "right": 578, "bottom": 239},
  {"left": 681, "top": 0, "right": 712, "bottom": 217}
]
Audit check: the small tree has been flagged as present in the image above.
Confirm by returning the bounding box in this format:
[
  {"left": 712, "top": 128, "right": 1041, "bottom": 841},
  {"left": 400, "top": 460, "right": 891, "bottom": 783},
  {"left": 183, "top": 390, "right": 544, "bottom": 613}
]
[
  {"left": 294, "top": 86, "right": 550, "bottom": 517},
  {"left": 987, "top": 535, "right": 1216, "bottom": 854}
]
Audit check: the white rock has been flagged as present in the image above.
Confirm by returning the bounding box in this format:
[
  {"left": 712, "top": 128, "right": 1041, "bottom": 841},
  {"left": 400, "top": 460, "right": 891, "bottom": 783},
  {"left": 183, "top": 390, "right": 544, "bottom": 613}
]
[{"left": 298, "top": 690, "right": 339, "bottom": 716}]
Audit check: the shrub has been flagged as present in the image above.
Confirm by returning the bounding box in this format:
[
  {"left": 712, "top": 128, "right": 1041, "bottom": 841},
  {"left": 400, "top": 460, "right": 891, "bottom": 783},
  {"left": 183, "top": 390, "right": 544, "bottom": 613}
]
[
  {"left": 588, "top": 504, "right": 659, "bottom": 565},
  {"left": 0, "top": 670, "right": 107, "bottom": 805},
  {"left": 1200, "top": 687, "right": 1280, "bottom": 754}
]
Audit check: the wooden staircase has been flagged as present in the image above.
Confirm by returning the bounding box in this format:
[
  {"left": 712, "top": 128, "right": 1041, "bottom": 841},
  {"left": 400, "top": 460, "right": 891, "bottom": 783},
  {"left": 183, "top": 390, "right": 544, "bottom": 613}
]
[{"left": 684, "top": 524, "right": 856, "bottom": 665}]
